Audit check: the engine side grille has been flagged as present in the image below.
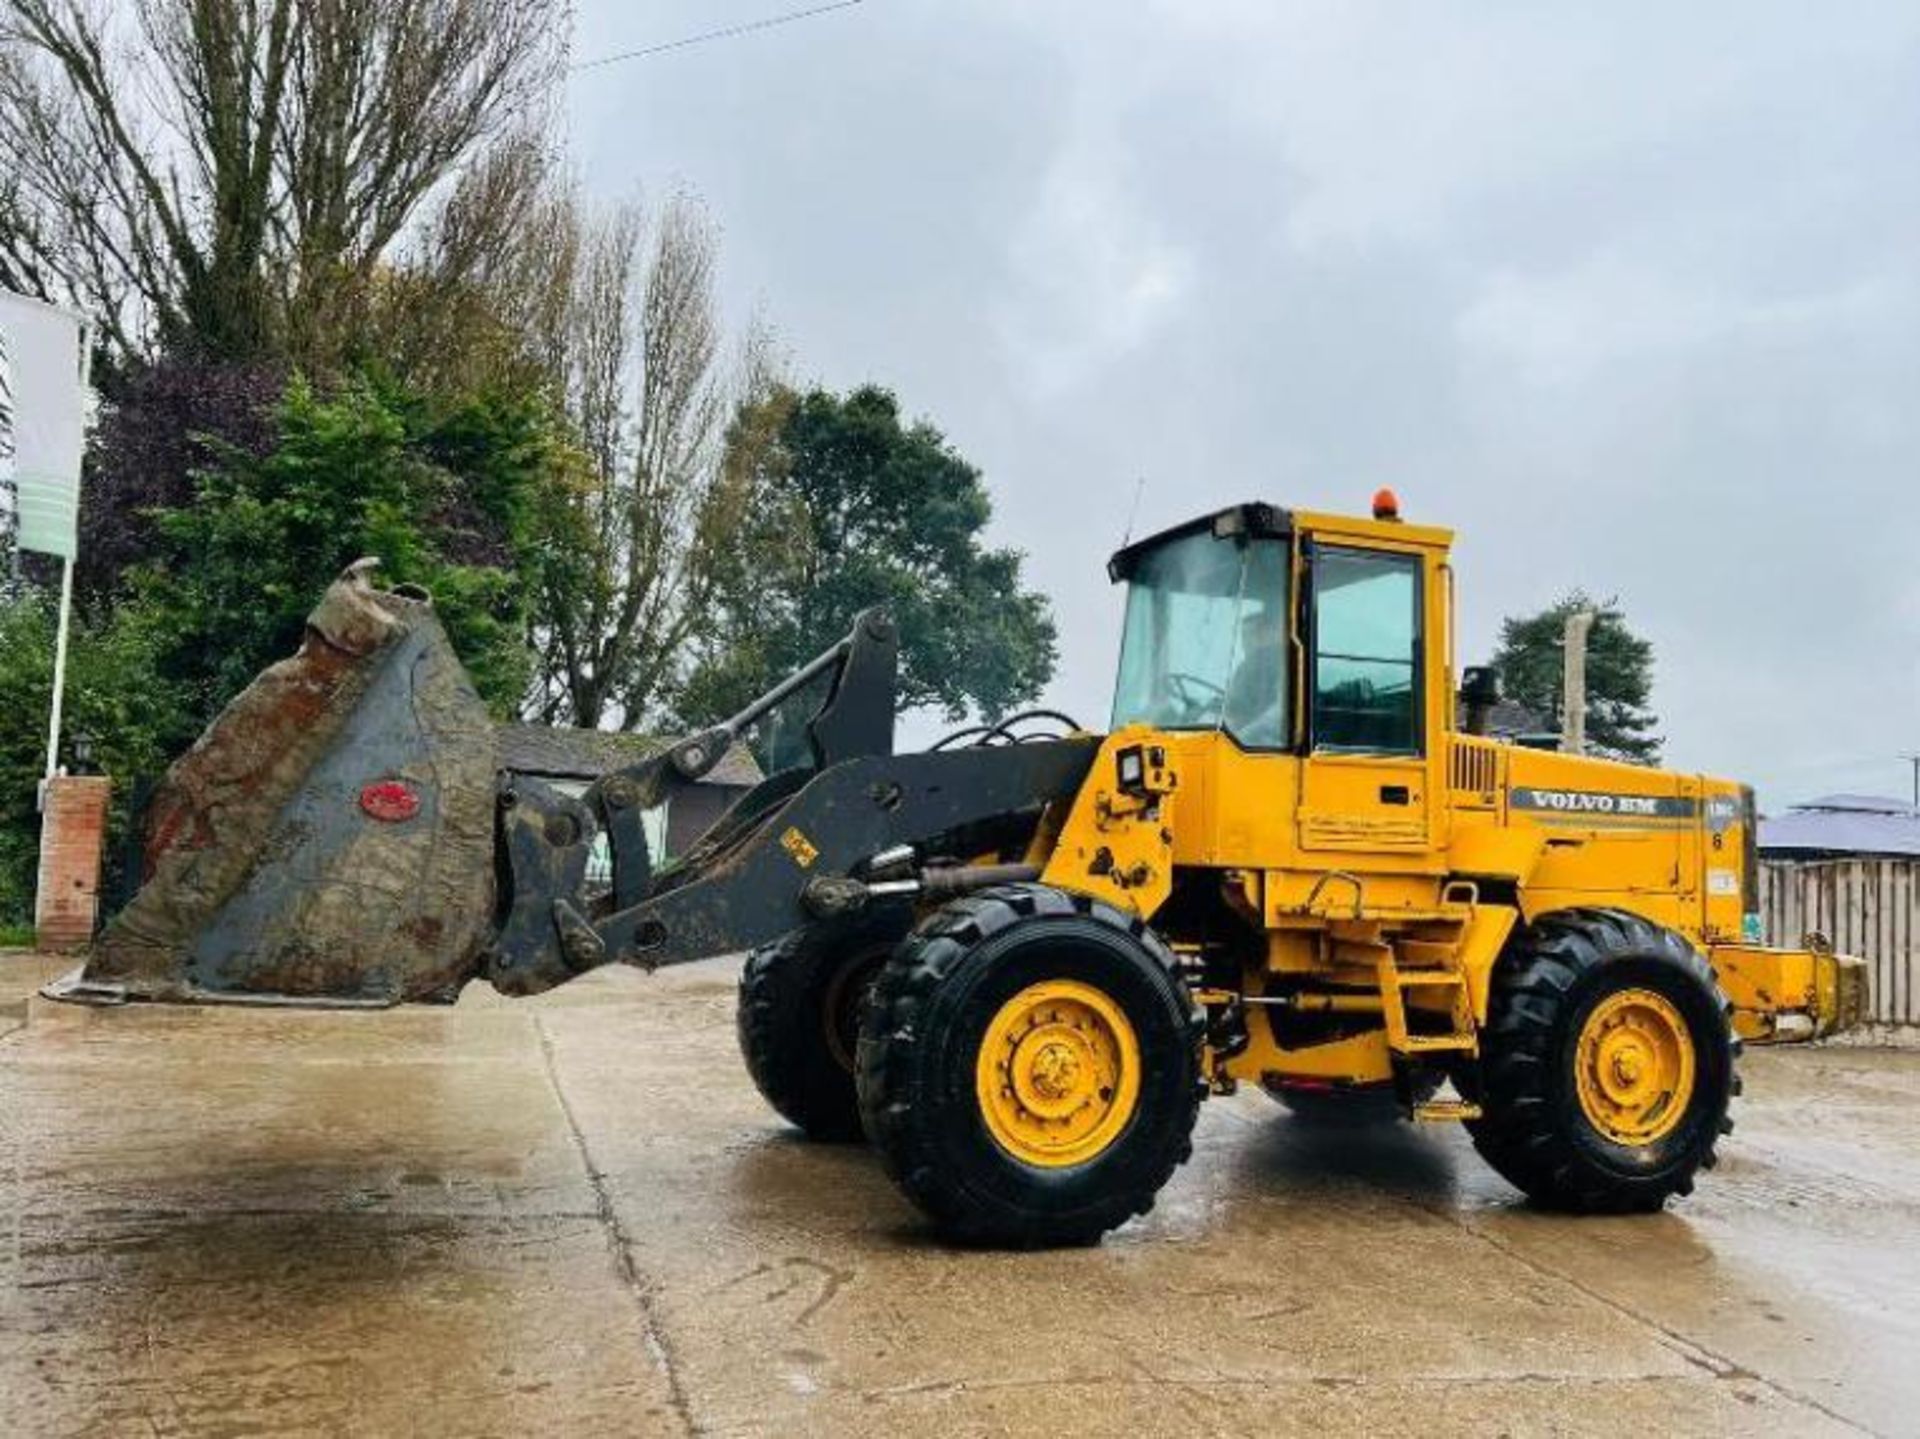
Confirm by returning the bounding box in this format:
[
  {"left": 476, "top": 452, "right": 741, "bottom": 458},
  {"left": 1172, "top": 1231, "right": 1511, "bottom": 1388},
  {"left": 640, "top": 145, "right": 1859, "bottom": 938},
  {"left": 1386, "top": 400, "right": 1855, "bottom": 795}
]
[{"left": 1449, "top": 736, "right": 1499, "bottom": 799}]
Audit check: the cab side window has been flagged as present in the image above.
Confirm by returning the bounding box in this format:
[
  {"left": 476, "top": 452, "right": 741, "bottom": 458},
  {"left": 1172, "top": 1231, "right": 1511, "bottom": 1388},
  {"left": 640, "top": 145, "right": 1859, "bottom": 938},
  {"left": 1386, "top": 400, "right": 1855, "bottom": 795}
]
[{"left": 1310, "top": 546, "right": 1421, "bottom": 754}]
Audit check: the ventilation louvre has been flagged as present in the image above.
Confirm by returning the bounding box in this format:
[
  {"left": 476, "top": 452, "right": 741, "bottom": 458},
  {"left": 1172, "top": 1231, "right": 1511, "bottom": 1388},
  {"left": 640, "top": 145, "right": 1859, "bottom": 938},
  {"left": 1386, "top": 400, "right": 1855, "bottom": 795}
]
[{"left": 1450, "top": 736, "right": 1499, "bottom": 797}]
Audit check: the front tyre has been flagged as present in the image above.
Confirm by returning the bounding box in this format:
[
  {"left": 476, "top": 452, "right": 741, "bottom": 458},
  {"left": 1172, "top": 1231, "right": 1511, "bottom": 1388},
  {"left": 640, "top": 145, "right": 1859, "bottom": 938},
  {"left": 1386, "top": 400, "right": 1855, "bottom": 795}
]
[
  {"left": 856, "top": 885, "right": 1204, "bottom": 1247},
  {"left": 1468, "top": 908, "right": 1737, "bottom": 1213}
]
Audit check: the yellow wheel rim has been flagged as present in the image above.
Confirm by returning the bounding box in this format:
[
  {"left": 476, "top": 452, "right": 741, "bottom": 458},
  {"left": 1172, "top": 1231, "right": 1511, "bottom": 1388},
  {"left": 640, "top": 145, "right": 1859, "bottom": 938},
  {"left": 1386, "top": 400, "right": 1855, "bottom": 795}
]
[
  {"left": 1575, "top": 988, "right": 1696, "bottom": 1145},
  {"left": 975, "top": 979, "right": 1141, "bottom": 1167}
]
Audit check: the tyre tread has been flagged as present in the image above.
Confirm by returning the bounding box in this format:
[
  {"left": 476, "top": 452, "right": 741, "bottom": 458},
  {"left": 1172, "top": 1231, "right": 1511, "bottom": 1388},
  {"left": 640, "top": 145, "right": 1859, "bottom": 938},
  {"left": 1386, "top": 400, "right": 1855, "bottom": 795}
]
[
  {"left": 857, "top": 884, "right": 1203, "bottom": 1246},
  {"left": 738, "top": 916, "right": 899, "bottom": 1142},
  {"left": 1468, "top": 906, "right": 1738, "bottom": 1214}
]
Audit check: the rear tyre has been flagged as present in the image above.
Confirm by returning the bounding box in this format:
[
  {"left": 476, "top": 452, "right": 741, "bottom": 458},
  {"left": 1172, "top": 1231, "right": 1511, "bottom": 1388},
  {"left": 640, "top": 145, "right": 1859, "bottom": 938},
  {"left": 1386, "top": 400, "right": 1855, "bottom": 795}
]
[
  {"left": 857, "top": 884, "right": 1204, "bottom": 1247},
  {"left": 737, "top": 912, "right": 905, "bottom": 1142},
  {"left": 1467, "top": 908, "right": 1737, "bottom": 1213}
]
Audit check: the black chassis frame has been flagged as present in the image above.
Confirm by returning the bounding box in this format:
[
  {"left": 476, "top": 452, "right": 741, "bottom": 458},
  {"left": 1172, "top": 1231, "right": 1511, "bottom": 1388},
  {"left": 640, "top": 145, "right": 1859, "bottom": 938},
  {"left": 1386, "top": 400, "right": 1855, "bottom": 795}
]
[{"left": 487, "top": 608, "right": 1099, "bottom": 995}]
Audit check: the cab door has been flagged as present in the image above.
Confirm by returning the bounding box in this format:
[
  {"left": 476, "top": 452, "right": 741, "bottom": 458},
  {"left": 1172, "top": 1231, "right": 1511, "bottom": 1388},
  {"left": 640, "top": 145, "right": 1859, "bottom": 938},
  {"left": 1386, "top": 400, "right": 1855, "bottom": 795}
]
[{"left": 1295, "top": 541, "right": 1436, "bottom": 855}]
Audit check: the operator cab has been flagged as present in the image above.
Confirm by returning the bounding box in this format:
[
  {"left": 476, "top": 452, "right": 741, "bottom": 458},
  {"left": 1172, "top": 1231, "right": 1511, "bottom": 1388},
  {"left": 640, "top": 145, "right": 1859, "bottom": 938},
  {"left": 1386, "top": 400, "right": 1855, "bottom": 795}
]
[{"left": 1107, "top": 500, "right": 1433, "bottom": 758}]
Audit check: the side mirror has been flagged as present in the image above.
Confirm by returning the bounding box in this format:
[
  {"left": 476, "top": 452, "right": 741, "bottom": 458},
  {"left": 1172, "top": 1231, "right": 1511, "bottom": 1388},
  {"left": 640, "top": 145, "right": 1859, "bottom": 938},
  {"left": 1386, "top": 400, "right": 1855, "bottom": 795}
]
[{"left": 1460, "top": 666, "right": 1502, "bottom": 735}]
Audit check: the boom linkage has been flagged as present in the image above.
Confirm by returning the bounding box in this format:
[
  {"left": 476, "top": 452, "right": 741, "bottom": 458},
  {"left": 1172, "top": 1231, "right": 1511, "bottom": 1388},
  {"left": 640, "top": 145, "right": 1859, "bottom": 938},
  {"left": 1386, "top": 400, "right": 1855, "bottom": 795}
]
[{"left": 487, "top": 609, "right": 1098, "bottom": 994}]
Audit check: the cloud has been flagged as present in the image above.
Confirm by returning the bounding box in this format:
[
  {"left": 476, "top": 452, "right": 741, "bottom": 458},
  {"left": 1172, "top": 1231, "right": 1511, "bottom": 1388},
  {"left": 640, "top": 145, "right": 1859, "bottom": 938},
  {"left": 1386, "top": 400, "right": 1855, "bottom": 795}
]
[
  {"left": 571, "top": 0, "right": 1920, "bottom": 805},
  {"left": 993, "top": 123, "right": 1195, "bottom": 399}
]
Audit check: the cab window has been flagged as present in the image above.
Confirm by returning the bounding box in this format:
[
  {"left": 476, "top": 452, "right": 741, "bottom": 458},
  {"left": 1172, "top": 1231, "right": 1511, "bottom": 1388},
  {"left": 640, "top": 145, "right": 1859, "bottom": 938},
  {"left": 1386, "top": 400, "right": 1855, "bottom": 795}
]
[
  {"left": 1310, "top": 546, "right": 1421, "bottom": 754},
  {"left": 1111, "top": 532, "right": 1289, "bottom": 749}
]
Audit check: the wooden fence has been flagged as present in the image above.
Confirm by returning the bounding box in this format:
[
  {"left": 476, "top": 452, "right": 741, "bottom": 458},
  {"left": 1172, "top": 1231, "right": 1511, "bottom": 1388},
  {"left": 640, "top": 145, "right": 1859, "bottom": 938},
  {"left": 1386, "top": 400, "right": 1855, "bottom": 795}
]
[{"left": 1759, "top": 859, "right": 1918, "bottom": 1027}]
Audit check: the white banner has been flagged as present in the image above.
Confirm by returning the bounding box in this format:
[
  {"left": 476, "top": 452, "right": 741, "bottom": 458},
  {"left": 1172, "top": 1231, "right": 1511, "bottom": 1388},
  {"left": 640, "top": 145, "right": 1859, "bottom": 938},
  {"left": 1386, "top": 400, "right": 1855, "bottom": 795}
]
[{"left": 0, "top": 292, "right": 86, "bottom": 560}]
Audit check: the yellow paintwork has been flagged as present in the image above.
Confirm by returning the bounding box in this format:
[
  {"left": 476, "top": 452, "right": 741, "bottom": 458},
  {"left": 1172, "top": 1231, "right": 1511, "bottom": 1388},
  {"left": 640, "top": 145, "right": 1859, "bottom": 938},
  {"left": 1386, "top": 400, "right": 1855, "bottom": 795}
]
[
  {"left": 1031, "top": 501, "right": 1865, "bottom": 1117},
  {"left": 1239, "top": 1028, "right": 1395, "bottom": 1087},
  {"left": 1574, "top": 988, "right": 1696, "bottom": 1144},
  {"left": 1712, "top": 943, "right": 1869, "bottom": 1041},
  {"left": 1037, "top": 729, "right": 1176, "bottom": 918},
  {"left": 975, "top": 979, "right": 1142, "bottom": 1167}
]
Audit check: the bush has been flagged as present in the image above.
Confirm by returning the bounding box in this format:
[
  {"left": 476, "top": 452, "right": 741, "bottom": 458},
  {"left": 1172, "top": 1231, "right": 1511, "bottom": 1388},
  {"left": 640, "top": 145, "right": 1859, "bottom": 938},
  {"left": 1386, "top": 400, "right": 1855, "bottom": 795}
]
[
  {"left": 136, "top": 372, "right": 584, "bottom": 731},
  {"left": 78, "top": 359, "right": 284, "bottom": 604}
]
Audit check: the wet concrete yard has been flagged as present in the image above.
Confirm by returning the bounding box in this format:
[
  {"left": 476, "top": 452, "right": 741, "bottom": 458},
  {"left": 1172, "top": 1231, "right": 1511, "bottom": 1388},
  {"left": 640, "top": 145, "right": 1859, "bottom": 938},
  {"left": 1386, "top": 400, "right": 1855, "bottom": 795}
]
[{"left": 3, "top": 952, "right": 1917, "bottom": 1437}]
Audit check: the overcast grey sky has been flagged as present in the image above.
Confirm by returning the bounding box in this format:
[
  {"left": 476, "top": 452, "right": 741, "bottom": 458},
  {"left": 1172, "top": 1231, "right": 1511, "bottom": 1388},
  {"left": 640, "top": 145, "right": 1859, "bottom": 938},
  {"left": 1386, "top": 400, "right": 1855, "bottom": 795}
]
[{"left": 568, "top": 1, "right": 1919, "bottom": 808}]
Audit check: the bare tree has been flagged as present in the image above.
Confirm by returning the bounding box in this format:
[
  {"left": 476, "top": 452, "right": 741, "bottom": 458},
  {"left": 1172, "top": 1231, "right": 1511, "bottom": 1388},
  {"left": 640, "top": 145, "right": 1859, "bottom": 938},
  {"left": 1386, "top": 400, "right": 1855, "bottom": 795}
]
[
  {"left": 473, "top": 183, "right": 781, "bottom": 730},
  {"left": 0, "top": 0, "right": 563, "bottom": 367},
  {"left": 389, "top": 156, "right": 775, "bottom": 728},
  {"left": 359, "top": 127, "right": 571, "bottom": 398}
]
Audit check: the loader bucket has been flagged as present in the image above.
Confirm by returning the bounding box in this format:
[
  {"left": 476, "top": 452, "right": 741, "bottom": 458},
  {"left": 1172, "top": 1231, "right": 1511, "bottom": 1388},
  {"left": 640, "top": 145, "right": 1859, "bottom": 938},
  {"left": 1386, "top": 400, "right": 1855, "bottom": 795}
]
[{"left": 52, "top": 560, "right": 499, "bottom": 1007}]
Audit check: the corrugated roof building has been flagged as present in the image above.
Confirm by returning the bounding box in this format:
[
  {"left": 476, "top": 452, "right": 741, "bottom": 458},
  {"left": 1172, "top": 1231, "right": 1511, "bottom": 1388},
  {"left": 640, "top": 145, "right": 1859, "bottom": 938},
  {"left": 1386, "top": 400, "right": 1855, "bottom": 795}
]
[{"left": 1758, "top": 794, "right": 1920, "bottom": 861}]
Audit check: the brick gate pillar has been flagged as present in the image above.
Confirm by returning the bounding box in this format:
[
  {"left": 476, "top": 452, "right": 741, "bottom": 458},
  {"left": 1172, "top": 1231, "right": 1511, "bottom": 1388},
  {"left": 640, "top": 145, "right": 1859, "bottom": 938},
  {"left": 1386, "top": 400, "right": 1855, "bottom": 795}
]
[{"left": 35, "top": 775, "right": 112, "bottom": 950}]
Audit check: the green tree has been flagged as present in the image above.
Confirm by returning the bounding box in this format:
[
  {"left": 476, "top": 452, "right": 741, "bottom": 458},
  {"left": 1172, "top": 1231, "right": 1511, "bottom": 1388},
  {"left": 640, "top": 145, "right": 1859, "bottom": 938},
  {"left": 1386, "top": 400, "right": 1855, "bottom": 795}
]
[
  {"left": 679, "top": 385, "right": 1057, "bottom": 730},
  {"left": 1491, "top": 592, "right": 1661, "bottom": 764},
  {"left": 135, "top": 372, "right": 588, "bottom": 729}
]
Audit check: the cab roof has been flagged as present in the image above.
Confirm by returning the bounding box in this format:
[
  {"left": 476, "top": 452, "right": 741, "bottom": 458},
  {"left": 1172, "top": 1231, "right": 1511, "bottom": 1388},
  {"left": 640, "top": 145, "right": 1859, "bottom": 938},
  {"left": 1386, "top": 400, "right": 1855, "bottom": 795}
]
[
  {"left": 1106, "top": 500, "right": 1453, "bottom": 582},
  {"left": 1106, "top": 502, "right": 1287, "bottom": 582}
]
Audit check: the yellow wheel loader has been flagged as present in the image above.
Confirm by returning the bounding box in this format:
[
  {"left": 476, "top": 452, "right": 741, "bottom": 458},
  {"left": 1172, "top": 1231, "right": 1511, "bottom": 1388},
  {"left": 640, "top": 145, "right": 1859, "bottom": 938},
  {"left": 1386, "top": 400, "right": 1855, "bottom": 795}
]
[{"left": 52, "top": 501, "right": 1865, "bottom": 1246}]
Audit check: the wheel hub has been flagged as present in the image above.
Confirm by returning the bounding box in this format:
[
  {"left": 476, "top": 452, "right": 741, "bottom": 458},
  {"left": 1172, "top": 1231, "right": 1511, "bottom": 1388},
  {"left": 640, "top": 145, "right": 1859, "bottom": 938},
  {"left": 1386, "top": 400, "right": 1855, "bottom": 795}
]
[
  {"left": 976, "top": 979, "right": 1141, "bottom": 1167},
  {"left": 1574, "top": 987, "right": 1697, "bottom": 1146},
  {"left": 820, "top": 950, "right": 885, "bottom": 1075},
  {"left": 1023, "top": 1036, "right": 1085, "bottom": 1103}
]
